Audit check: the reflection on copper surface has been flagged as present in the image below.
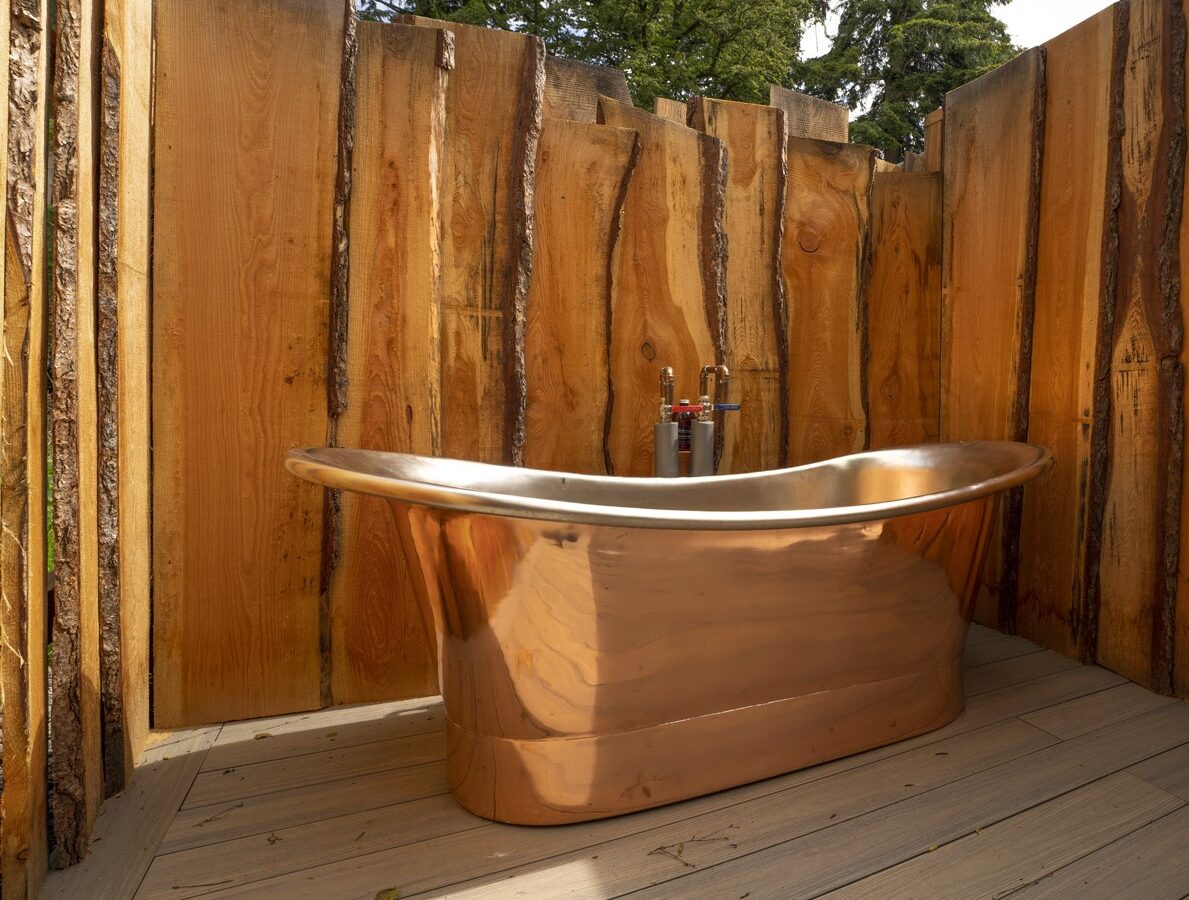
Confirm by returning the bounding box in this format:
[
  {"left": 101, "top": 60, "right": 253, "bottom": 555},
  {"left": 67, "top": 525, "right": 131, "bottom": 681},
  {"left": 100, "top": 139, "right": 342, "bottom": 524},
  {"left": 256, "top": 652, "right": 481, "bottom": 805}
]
[{"left": 287, "top": 441, "right": 1050, "bottom": 824}]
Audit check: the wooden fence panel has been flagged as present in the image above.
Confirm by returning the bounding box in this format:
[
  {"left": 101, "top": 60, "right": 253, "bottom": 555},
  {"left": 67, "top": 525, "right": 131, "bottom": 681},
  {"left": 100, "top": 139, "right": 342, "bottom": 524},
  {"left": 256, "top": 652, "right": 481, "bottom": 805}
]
[
  {"left": 96, "top": 0, "right": 153, "bottom": 795},
  {"left": 654, "top": 97, "right": 688, "bottom": 124},
  {"left": 524, "top": 119, "right": 639, "bottom": 473},
  {"left": 401, "top": 15, "right": 544, "bottom": 466},
  {"left": 783, "top": 137, "right": 876, "bottom": 466},
  {"left": 152, "top": 0, "right": 345, "bottom": 727},
  {"left": 328, "top": 22, "right": 452, "bottom": 708},
  {"left": 924, "top": 108, "right": 944, "bottom": 172},
  {"left": 941, "top": 48, "right": 1045, "bottom": 630},
  {"left": 49, "top": 0, "right": 103, "bottom": 863},
  {"left": 867, "top": 171, "right": 942, "bottom": 449},
  {"left": 1017, "top": 8, "right": 1116, "bottom": 662},
  {"left": 543, "top": 56, "right": 630, "bottom": 122},
  {"left": 769, "top": 84, "right": 849, "bottom": 142},
  {"left": 691, "top": 98, "right": 788, "bottom": 473},
  {"left": 1, "top": 0, "right": 51, "bottom": 891},
  {"left": 599, "top": 97, "right": 726, "bottom": 476},
  {"left": 1098, "top": 0, "right": 1185, "bottom": 693}
]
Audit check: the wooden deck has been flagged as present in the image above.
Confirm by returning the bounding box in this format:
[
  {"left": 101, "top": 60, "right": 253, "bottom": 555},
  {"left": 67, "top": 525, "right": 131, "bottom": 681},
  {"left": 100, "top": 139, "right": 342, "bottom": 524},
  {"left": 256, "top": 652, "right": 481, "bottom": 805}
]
[{"left": 46, "top": 624, "right": 1189, "bottom": 899}]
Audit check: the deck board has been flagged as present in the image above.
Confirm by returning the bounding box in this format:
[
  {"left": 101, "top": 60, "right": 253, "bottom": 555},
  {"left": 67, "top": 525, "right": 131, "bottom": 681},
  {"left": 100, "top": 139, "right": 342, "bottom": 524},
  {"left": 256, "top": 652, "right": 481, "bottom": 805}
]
[{"left": 42, "top": 637, "right": 1189, "bottom": 900}]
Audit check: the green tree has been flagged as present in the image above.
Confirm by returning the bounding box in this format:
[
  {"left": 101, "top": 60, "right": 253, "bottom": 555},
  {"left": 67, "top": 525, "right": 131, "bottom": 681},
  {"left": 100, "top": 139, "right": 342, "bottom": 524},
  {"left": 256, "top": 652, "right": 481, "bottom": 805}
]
[
  {"left": 794, "top": 0, "right": 1016, "bottom": 160},
  {"left": 359, "top": 0, "right": 826, "bottom": 109}
]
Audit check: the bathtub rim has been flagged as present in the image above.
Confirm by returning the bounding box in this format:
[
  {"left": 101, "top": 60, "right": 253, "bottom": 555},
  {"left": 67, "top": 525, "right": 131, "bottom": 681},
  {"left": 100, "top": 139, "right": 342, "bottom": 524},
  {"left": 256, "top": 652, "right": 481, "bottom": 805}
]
[{"left": 285, "top": 440, "right": 1050, "bottom": 532}]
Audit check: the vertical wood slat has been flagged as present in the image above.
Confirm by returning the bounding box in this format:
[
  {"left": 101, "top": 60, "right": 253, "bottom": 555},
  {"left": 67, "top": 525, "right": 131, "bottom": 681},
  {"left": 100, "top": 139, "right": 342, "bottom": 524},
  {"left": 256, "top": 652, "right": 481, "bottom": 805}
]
[
  {"left": 401, "top": 15, "right": 545, "bottom": 467},
  {"left": 523, "top": 119, "right": 639, "bottom": 474},
  {"left": 96, "top": 0, "right": 154, "bottom": 795},
  {"left": 598, "top": 96, "right": 727, "bottom": 477},
  {"left": 866, "top": 171, "right": 942, "bottom": 449},
  {"left": 152, "top": 0, "right": 345, "bottom": 727},
  {"left": 1016, "top": 7, "right": 1117, "bottom": 662},
  {"left": 941, "top": 48, "right": 1046, "bottom": 631},
  {"left": 690, "top": 97, "right": 788, "bottom": 473},
  {"left": 49, "top": 0, "right": 103, "bottom": 863},
  {"left": 542, "top": 56, "right": 630, "bottom": 123},
  {"left": 328, "top": 21, "right": 451, "bottom": 707},
  {"left": 769, "top": 84, "right": 849, "bottom": 142},
  {"left": 783, "top": 137, "right": 876, "bottom": 466},
  {"left": 1, "top": 0, "right": 51, "bottom": 892},
  {"left": 1098, "top": 0, "right": 1186, "bottom": 693},
  {"left": 1179, "top": 0, "right": 1189, "bottom": 699},
  {"left": 923, "top": 108, "right": 944, "bottom": 173}
]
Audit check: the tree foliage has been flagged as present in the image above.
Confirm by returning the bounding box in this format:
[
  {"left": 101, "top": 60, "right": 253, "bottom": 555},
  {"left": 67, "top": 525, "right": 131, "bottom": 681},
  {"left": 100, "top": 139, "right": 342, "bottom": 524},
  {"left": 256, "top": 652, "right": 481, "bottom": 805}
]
[
  {"left": 795, "top": 0, "right": 1017, "bottom": 160},
  {"left": 358, "top": 0, "right": 826, "bottom": 109}
]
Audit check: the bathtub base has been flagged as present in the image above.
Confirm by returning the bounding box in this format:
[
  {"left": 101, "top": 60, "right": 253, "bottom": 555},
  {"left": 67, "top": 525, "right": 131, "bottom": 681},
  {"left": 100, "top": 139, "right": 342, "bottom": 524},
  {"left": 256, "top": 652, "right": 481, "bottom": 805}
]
[{"left": 446, "top": 658, "right": 964, "bottom": 825}]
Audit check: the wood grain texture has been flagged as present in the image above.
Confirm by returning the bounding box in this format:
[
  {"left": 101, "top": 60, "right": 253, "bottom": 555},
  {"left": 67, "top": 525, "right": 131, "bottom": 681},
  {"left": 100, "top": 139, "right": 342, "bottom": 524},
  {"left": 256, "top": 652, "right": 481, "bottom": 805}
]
[
  {"left": 1098, "top": 0, "right": 1186, "bottom": 693},
  {"left": 1, "top": 0, "right": 50, "bottom": 892},
  {"left": 653, "top": 97, "right": 688, "bottom": 124},
  {"left": 924, "top": 107, "right": 944, "bottom": 172},
  {"left": 49, "top": 0, "right": 103, "bottom": 863},
  {"left": 866, "top": 171, "right": 942, "bottom": 449},
  {"left": 1176, "top": 0, "right": 1189, "bottom": 700},
  {"left": 598, "top": 96, "right": 726, "bottom": 476},
  {"left": 783, "top": 137, "right": 876, "bottom": 466},
  {"left": 543, "top": 56, "right": 630, "bottom": 122},
  {"left": 401, "top": 15, "right": 545, "bottom": 466},
  {"left": 524, "top": 118, "right": 639, "bottom": 473},
  {"left": 941, "top": 48, "right": 1046, "bottom": 630},
  {"left": 96, "top": 0, "right": 153, "bottom": 794},
  {"left": 329, "top": 21, "right": 451, "bottom": 707},
  {"left": 769, "top": 84, "right": 849, "bottom": 142},
  {"left": 1017, "top": 8, "right": 1116, "bottom": 663},
  {"left": 152, "top": 0, "right": 343, "bottom": 727},
  {"left": 691, "top": 98, "right": 788, "bottom": 473}
]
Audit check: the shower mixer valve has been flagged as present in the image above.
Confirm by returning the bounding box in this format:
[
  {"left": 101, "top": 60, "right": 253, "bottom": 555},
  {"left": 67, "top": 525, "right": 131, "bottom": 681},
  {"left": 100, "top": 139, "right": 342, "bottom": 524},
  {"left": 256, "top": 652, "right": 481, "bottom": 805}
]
[{"left": 654, "top": 365, "right": 739, "bottom": 478}]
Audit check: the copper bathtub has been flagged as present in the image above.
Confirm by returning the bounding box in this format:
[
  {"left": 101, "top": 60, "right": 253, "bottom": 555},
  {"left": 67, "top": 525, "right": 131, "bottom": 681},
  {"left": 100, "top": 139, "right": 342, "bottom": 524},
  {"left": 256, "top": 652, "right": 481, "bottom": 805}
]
[{"left": 286, "top": 441, "right": 1050, "bottom": 825}]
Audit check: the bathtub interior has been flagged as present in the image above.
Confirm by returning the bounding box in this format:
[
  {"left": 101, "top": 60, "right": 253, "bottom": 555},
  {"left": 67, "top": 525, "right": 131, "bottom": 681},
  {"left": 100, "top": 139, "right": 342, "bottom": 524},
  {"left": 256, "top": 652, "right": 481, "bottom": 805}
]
[{"left": 293, "top": 440, "right": 1047, "bottom": 514}]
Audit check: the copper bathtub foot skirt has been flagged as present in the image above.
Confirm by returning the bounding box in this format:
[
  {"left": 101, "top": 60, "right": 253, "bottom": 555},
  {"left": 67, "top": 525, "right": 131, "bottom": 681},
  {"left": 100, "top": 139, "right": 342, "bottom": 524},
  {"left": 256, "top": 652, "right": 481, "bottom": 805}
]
[{"left": 445, "top": 657, "right": 965, "bottom": 825}]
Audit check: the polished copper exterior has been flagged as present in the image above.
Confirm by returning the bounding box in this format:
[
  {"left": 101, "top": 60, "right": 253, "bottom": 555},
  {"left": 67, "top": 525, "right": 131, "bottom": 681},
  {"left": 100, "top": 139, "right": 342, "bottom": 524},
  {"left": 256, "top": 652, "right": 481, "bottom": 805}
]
[{"left": 286, "top": 441, "right": 1050, "bottom": 825}]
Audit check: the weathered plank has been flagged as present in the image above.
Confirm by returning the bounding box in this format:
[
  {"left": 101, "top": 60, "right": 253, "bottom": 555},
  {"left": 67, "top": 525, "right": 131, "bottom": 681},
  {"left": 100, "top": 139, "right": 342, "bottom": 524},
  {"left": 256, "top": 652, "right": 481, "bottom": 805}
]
[
  {"left": 769, "top": 84, "right": 849, "bottom": 142},
  {"left": 43, "top": 727, "right": 219, "bottom": 900},
  {"left": 1021, "top": 681, "right": 1175, "bottom": 740},
  {"left": 1017, "top": 8, "right": 1117, "bottom": 663},
  {"left": 1, "top": 0, "right": 50, "bottom": 891},
  {"left": 1176, "top": 0, "right": 1189, "bottom": 700},
  {"left": 653, "top": 97, "right": 688, "bottom": 124},
  {"left": 49, "top": 0, "right": 104, "bottom": 864},
  {"left": 691, "top": 97, "right": 787, "bottom": 473},
  {"left": 96, "top": 0, "right": 154, "bottom": 794},
  {"left": 524, "top": 118, "right": 639, "bottom": 473},
  {"left": 866, "top": 171, "right": 942, "bottom": 449},
  {"left": 543, "top": 55, "right": 630, "bottom": 122},
  {"left": 401, "top": 15, "right": 545, "bottom": 466},
  {"left": 941, "top": 48, "right": 1046, "bottom": 630},
  {"left": 152, "top": 0, "right": 344, "bottom": 726},
  {"left": 783, "top": 137, "right": 876, "bottom": 465},
  {"left": 329, "top": 21, "right": 451, "bottom": 708},
  {"left": 923, "top": 107, "right": 944, "bottom": 172},
  {"left": 598, "top": 96, "right": 726, "bottom": 476},
  {"left": 1098, "top": 0, "right": 1186, "bottom": 693}
]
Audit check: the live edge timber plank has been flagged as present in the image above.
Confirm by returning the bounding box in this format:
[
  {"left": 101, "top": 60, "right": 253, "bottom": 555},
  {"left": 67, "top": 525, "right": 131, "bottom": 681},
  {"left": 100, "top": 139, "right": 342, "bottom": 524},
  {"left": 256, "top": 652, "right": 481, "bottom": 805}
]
[
  {"left": 941, "top": 47, "right": 1045, "bottom": 631},
  {"left": 543, "top": 56, "right": 630, "bottom": 122},
  {"left": 783, "top": 137, "right": 876, "bottom": 466},
  {"left": 50, "top": 0, "right": 104, "bottom": 864},
  {"left": 866, "top": 171, "right": 942, "bottom": 449},
  {"left": 97, "top": 0, "right": 154, "bottom": 796},
  {"left": 2, "top": 0, "right": 51, "bottom": 892},
  {"left": 329, "top": 21, "right": 450, "bottom": 708},
  {"left": 691, "top": 97, "right": 788, "bottom": 473},
  {"left": 152, "top": 0, "right": 344, "bottom": 726},
  {"left": 1099, "top": 0, "right": 1186, "bottom": 693},
  {"left": 401, "top": 15, "right": 545, "bottom": 466},
  {"left": 1017, "top": 7, "right": 1116, "bottom": 663},
  {"left": 769, "top": 84, "right": 849, "bottom": 142},
  {"left": 524, "top": 118, "right": 639, "bottom": 473},
  {"left": 1176, "top": 0, "right": 1189, "bottom": 700},
  {"left": 598, "top": 96, "right": 727, "bottom": 476}
]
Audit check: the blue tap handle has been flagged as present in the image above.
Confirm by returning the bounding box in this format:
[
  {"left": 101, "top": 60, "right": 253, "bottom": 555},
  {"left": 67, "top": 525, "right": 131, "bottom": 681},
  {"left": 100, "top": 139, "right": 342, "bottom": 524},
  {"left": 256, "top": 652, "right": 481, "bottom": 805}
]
[{"left": 715, "top": 403, "right": 741, "bottom": 412}]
